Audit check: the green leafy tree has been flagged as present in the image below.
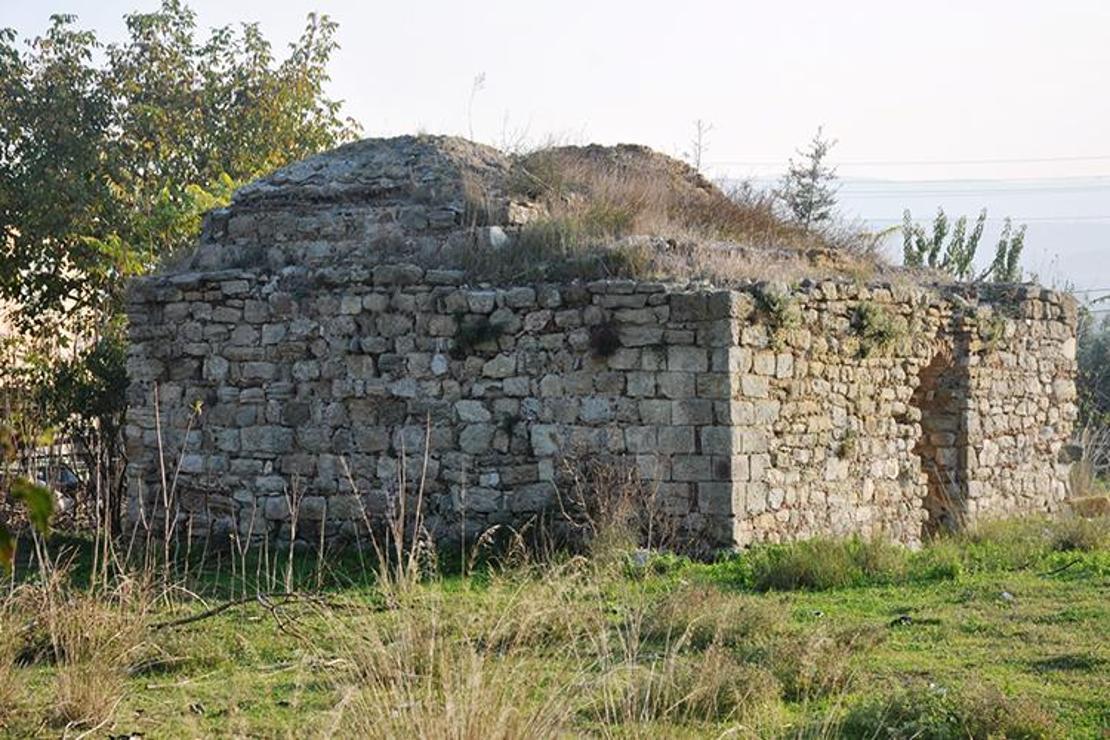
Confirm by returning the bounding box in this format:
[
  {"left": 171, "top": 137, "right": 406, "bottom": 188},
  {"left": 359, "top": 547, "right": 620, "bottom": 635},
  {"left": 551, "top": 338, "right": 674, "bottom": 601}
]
[
  {"left": 1077, "top": 309, "right": 1110, "bottom": 427},
  {"left": 0, "top": 2, "right": 359, "bottom": 536},
  {"left": 902, "top": 208, "right": 1024, "bottom": 283},
  {"left": 0, "top": 1, "right": 359, "bottom": 334},
  {"left": 0, "top": 357, "right": 57, "bottom": 573},
  {"left": 776, "top": 127, "right": 839, "bottom": 232},
  {"left": 982, "top": 218, "right": 1025, "bottom": 283}
]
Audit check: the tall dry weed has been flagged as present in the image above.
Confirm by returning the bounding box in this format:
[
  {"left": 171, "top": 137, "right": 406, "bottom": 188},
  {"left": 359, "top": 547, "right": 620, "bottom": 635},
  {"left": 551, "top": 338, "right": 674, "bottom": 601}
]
[
  {"left": 4, "top": 567, "right": 154, "bottom": 732},
  {"left": 455, "top": 144, "right": 885, "bottom": 286},
  {"left": 0, "top": 599, "right": 23, "bottom": 721},
  {"left": 327, "top": 584, "right": 580, "bottom": 739}
]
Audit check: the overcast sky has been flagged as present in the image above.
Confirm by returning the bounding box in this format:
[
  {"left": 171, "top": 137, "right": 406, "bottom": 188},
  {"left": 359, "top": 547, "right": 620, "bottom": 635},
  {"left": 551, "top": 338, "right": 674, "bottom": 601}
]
[{"left": 3, "top": 1, "right": 1108, "bottom": 294}]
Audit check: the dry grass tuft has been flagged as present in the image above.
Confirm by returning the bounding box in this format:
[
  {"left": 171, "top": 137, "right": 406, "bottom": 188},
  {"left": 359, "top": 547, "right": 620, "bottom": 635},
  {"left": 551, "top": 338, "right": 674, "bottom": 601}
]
[
  {"left": 48, "top": 583, "right": 151, "bottom": 729},
  {"left": 471, "top": 565, "right": 610, "bottom": 653},
  {"left": 770, "top": 625, "right": 884, "bottom": 701},
  {"left": 0, "top": 602, "right": 23, "bottom": 721},
  {"left": 328, "top": 579, "right": 581, "bottom": 739},
  {"left": 2, "top": 569, "right": 154, "bottom": 732},
  {"left": 456, "top": 143, "right": 885, "bottom": 286},
  {"left": 839, "top": 680, "right": 1059, "bottom": 739},
  {"left": 643, "top": 584, "right": 784, "bottom": 651},
  {"left": 1047, "top": 514, "right": 1109, "bottom": 552},
  {"left": 334, "top": 640, "right": 576, "bottom": 739},
  {"left": 591, "top": 641, "right": 782, "bottom": 730},
  {"left": 512, "top": 145, "right": 811, "bottom": 248},
  {"left": 1069, "top": 494, "right": 1110, "bottom": 518}
]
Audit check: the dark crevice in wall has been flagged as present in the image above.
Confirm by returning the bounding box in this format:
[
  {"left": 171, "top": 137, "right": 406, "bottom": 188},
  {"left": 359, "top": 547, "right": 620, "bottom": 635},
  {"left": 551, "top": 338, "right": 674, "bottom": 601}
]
[{"left": 911, "top": 342, "right": 968, "bottom": 538}]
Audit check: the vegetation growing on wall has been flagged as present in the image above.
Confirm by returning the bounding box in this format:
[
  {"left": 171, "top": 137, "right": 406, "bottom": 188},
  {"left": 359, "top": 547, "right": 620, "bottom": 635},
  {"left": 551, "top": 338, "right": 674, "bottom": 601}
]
[
  {"left": 753, "top": 284, "right": 803, "bottom": 349},
  {"left": 588, "top": 321, "right": 622, "bottom": 359},
  {"left": 451, "top": 315, "right": 507, "bottom": 359},
  {"left": 902, "top": 208, "right": 1025, "bottom": 283},
  {"left": 464, "top": 142, "right": 885, "bottom": 286},
  {"left": 851, "top": 302, "right": 909, "bottom": 357}
]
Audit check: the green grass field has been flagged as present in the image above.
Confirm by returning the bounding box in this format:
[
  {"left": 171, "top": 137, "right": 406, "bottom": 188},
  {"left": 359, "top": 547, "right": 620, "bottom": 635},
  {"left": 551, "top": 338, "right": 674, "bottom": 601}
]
[{"left": 1, "top": 515, "right": 1107, "bottom": 738}]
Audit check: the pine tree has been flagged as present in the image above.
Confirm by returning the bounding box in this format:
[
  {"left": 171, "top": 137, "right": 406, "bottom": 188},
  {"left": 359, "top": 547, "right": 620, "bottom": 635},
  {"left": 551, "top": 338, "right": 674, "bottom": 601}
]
[{"left": 776, "top": 127, "right": 839, "bottom": 232}]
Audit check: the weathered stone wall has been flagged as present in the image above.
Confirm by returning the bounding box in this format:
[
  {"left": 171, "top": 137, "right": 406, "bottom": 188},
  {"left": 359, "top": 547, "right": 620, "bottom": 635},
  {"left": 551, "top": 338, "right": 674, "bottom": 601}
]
[
  {"left": 123, "top": 136, "right": 1079, "bottom": 552},
  {"left": 125, "top": 264, "right": 1078, "bottom": 552},
  {"left": 719, "top": 282, "right": 1078, "bottom": 548}
]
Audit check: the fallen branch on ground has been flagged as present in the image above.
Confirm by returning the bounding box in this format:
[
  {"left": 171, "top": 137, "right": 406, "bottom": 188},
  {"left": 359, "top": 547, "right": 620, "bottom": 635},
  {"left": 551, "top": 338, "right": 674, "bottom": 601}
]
[{"left": 149, "top": 592, "right": 378, "bottom": 630}]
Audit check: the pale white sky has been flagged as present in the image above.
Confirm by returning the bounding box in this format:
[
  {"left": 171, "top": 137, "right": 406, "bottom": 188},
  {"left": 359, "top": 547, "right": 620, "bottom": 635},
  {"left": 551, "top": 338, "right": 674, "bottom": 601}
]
[{"left": 3, "top": 0, "right": 1109, "bottom": 292}]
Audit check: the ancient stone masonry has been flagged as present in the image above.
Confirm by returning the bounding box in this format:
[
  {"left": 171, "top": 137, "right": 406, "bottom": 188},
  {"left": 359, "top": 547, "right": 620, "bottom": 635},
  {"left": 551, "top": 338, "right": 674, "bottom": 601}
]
[{"left": 124, "top": 136, "right": 1079, "bottom": 551}]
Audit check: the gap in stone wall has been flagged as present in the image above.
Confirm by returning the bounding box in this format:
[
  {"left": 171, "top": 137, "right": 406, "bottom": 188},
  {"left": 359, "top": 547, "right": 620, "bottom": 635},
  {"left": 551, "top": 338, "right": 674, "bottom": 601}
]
[{"left": 911, "top": 343, "right": 966, "bottom": 538}]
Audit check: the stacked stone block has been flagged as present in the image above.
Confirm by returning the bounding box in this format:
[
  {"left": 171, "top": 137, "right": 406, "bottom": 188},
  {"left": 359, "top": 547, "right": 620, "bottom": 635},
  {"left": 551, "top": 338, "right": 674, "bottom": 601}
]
[
  {"left": 126, "top": 266, "right": 1079, "bottom": 551},
  {"left": 124, "top": 135, "right": 1080, "bottom": 551}
]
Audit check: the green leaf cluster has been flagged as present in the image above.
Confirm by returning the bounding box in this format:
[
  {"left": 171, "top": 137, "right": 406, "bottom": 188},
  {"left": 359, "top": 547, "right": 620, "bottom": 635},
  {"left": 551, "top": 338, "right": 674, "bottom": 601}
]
[
  {"left": 902, "top": 207, "right": 1025, "bottom": 283},
  {"left": 0, "top": 436, "right": 55, "bottom": 573},
  {"left": 0, "top": 1, "right": 360, "bottom": 335},
  {"left": 0, "top": 3, "right": 359, "bottom": 548}
]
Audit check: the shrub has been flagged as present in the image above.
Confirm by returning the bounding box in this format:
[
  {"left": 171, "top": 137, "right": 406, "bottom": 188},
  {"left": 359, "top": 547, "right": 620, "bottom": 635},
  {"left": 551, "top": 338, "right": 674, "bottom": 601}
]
[
  {"left": 554, "top": 456, "right": 678, "bottom": 558},
  {"left": 746, "top": 537, "right": 910, "bottom": 592},
  {"left": 770, "top": 625, "right": 883, "bottom": 701},
  {"left": 642, "top": 585, "right": 784, "bottom": 650},
  {"left": 839, "top": 682, "right": 1058, "bottom": 739},
  {"left": 852, "top": 302, "right": 908, "bottom": 357},
  {"left": 592, "top": 644, "right": 782, "bottom": 726}
]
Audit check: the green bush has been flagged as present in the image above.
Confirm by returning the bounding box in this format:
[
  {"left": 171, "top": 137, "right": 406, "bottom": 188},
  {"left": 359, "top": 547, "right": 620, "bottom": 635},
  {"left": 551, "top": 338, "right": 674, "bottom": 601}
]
[
  {"left": 642, "top": 585, "right": 784, "bottom": 650},
  {"left": 852, "top": 302, "right": 908, "bottom": 357},
  {"left": 839, "top": 682, "right": 1058, "bottom": 739},
  {"left": 744, "top": 538, "right": 910, "bottom": 592},
  {"left": 771, "top": 625, "right": 884, "bottom": 701}
]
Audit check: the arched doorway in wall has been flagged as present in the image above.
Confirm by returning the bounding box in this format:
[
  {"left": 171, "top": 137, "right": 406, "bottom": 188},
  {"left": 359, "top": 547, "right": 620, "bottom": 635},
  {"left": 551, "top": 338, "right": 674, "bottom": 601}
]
[{"left": 910, "top": 343, "right": 968, "bottom": 537}]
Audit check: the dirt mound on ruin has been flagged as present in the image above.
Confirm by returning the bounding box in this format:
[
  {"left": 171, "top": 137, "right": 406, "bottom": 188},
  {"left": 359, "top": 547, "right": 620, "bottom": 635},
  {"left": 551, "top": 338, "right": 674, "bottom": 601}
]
[{"left": 188, "top": 135, "right": 879, "bottom": 284}]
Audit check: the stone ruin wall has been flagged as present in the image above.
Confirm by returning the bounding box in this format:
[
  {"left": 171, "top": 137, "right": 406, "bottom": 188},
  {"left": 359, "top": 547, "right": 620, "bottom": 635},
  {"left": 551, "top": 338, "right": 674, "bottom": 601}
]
[{"left": 125, "top": 264, "right": 1079, "bottom": 553}]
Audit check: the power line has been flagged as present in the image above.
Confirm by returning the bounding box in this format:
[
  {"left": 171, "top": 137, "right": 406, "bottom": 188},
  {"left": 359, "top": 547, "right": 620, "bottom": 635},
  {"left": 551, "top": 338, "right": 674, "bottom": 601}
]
[
  {"left": 708, "top": 154, "right": 1110, "bottom": 167},
  {"left": 867, "top": 215, "right": 1110, "bottom": 224},
  {"left": 742, "top": 174, "right": 1110, "bottom": 184},
  {"left": 839, "top": 184, "right": 1110, "bottom": 198},
  {"left": 846, "top": 174, "right": 1110, "bottom": 185}
]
